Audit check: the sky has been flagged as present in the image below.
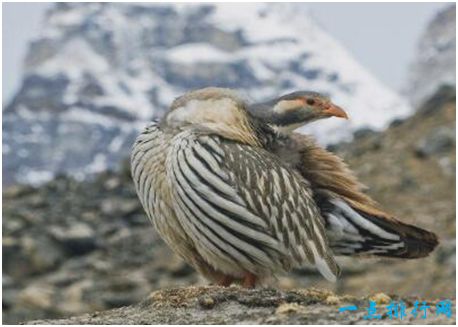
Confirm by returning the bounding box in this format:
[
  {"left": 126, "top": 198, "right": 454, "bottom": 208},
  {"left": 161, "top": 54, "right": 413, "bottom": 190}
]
[{"left": 2, "top": 2, "right": 448, "bottom": 105}]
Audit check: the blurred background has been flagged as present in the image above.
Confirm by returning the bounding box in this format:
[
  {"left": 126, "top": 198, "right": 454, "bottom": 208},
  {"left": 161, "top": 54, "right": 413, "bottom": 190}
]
[{"left": 2, "top": 2, "right": 456, "bottom": 324}]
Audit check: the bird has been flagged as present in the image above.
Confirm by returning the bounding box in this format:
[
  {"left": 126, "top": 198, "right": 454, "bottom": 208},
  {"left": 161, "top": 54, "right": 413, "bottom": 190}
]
[{"left": 131, "top": 87, "right": 438, "bottom": 288}]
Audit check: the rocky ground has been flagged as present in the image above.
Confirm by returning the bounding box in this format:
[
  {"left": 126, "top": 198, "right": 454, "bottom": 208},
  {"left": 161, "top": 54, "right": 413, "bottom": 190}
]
[
  {"left": 3, "top": 87, "right": 456, "bottom": 324},
  {"left": 27, "top": 286, "right": 456, "bottom": 324}
]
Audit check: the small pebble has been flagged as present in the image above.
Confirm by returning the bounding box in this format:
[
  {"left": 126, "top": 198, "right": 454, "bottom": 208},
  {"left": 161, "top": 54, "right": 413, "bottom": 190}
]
[
  {"left": 370, "top": 293, "right": 391, "bottom": 305},
  {"left": 325, "top": 295, "right": 341, "bottom": 305},
  {"left": 275, "top": 302, "right": 304, "bottom": 315},
  {"left": 198, "top": 296, "right": 215, "bottom": 309}
]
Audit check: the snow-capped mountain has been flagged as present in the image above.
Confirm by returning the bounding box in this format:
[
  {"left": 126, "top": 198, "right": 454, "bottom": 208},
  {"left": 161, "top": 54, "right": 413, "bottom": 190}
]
[
  {"left": 407, "top": 4, "right": 456, "bottom": 108},
  {"left": 3, "top": 3, "right": 411, "bottom": 186}
]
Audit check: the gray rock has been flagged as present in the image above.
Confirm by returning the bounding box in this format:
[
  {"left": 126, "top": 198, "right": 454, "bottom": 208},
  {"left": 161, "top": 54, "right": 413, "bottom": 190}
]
[
  {"left": 49, "top": 223, "right": 97, "bottom": 256},
  {"left": 353, "top": 127, "right": 379, "bottom": 140},
  {"left": 417, "top": 84, "right": 456, "bottom": 116},
  {"left": 26, "top": 286, "right": 456, "bottom": 325},
  {"left": 17, "top": 285, "right": 55, "bottom": 311},
  {"left": 415, "top": 127, "right": 455, "bottom": 157},
  {"left": 3, "top": 235, "right": 64, "bottom": 277},
  {"left": 2, "top": 185, "right": 36, "bottom": 199},
  {"left": 24, "top": 236, "right": 66, "bottom": 274},
  {"left": 3, "top": 237, "right": 24, "bottom": 276},
  {"left": 389, "top": 117, "right": 406, "bottom": 128},
  {"left": 407, "top": 5, "right": 456, "bottom": 108},
  {"left": 100, "top": 198, "right": 140, "bottom": 217},
  {"left": 438, "top": 156, "right": 455, "bottom": 176},
  {"left": 2, "top": 275, "right": 19, "bottom": 310},
  {"left": 435, "top": 239, "right": 456, "bottom": 267}
]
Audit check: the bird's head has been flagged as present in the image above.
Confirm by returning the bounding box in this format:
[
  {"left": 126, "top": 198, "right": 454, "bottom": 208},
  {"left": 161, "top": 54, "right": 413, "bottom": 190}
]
[{"left": 247, "top": 91, "right": 348, "bottom": 132}]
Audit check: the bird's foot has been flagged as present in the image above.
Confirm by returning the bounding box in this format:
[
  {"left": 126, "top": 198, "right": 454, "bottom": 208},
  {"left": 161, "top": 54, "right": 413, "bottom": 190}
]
[
  {"left": 217, "top": 275, "right": 234, "bottom": 287},
  {"left": 242, "top": 272, "right": 257, "bottom": 288}
]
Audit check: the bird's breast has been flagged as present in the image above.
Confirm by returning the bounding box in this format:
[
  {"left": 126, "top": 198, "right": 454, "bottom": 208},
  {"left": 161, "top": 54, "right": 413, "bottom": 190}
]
[{"left": 130, "top": 123, "right": 186, "bottom": 243}]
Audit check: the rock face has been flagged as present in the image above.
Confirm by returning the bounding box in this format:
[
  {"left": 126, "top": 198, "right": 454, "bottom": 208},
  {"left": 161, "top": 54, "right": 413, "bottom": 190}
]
[
  {"left": 407, "top": 4, "right": 456, "bottom": 108},
  {"left": 26, "top": 286, "right": 456, "bottom": 325},
  {"left": 3, "top": 2, "right": 411, "bottom": 186},
  {"left": 3, "top": 88, "right": 455, "bottom": 324}
]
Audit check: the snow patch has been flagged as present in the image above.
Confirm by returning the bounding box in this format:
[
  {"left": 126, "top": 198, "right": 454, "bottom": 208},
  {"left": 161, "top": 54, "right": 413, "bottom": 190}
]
[{"left": 167, "top": 43, "right": 232, "bottom": 64}]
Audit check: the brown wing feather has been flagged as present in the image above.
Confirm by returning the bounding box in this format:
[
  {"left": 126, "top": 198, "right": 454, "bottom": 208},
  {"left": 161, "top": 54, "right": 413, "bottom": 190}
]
[
  {"left": 272, "top": 132, "right": 438, "bottom": 258},
  {"left": 289, "top": 133, "right": 387, "bottom": 217}
]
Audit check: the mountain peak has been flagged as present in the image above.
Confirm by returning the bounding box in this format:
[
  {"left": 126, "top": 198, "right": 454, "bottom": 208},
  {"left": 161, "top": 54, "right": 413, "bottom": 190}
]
[
  {"left": 4, "top": 3, "right": 410, "bottom": 185},
  {"left": 407, "top": 4, "right": 456, "bottom": 108}
]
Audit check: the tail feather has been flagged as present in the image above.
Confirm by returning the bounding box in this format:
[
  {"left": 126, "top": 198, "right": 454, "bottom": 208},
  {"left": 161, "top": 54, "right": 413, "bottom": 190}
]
[
  {"left": 321, "top": 198, "right": 438, "bottom": 259},
  {"left": 359, "top": 209, "right": 438, "bottom": 258}
]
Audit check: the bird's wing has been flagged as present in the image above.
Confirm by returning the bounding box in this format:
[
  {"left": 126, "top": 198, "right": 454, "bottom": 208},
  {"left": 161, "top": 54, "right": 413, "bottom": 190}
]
[
  {"left": 288, "top": 133, "right": 438, "bottom": 258},
  {"left": 166, "top": 129, "right": 339, "bottom": 281}
]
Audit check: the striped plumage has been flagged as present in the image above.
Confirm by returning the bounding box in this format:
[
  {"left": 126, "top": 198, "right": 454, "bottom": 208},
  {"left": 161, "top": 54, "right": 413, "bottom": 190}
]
[{"left": 131, "top": 87, "right": 438, "bottom": 288}]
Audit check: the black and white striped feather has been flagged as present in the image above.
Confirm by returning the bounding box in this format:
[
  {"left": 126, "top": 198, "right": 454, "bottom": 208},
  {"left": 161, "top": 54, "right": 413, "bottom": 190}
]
[
  {"left": 165, "top": 129, "right": 340, "bottom": 281},
  {"left": 319, "top": 198, "right": 404, "bottom": 255},
  {"left": 318, "top": 196, "right": 437, "bottom": 258},
  {"left": 131, "top": 122, "right": 202, "bottom": 266}
]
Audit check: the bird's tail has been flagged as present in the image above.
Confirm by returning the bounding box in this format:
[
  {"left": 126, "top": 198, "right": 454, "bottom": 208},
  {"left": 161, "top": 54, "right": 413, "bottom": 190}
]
[{"left": 322, "top": 198, "right": 438, "bottom": 259}]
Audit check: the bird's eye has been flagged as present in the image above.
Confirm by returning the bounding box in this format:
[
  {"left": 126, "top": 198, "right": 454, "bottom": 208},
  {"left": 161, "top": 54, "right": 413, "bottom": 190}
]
[{"left": 306, "top": 98, "right": 315, "bottom": 105}]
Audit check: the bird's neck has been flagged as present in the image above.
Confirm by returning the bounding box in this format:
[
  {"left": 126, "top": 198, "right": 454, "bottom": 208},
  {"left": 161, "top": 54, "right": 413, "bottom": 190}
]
[{"left": 165, "top": 98, "right": 262, "bottom": 146}]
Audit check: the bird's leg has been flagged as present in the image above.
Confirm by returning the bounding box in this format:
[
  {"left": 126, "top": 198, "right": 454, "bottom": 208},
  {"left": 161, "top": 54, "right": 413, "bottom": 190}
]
[
  {"left": 217, "top": 275, "right": 234, "bottom": 287},
  {"left": 242, "top": 272, "right": 257, "bottom": 288}
]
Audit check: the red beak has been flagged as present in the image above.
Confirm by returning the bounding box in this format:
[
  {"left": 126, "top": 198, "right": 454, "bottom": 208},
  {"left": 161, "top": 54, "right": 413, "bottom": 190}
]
[{"left": 323, "top": 104, "right": 349, "bottom": 119}]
